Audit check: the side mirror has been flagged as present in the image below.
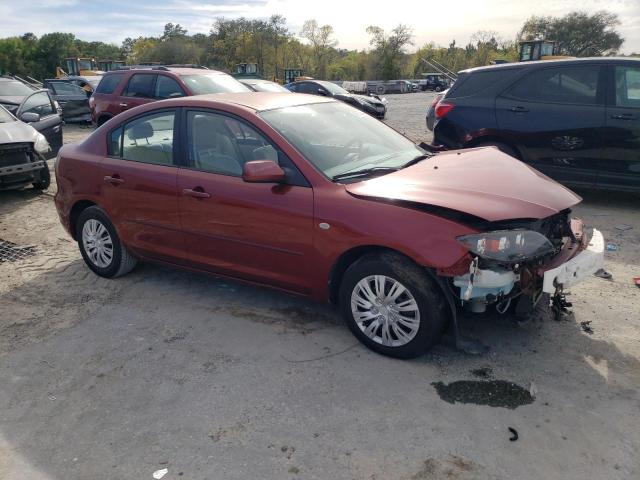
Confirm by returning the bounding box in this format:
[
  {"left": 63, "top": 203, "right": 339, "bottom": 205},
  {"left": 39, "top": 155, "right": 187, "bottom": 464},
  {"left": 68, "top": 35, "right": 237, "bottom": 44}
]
[
  {"left": 21, "top": 112, "right": 40, "bottom": 123},
  {"left": 317, "top": 89, "right": 327, "bottom": 96},
  {"left": 242, "top": 160, "right": 286, "bottom": 183}
]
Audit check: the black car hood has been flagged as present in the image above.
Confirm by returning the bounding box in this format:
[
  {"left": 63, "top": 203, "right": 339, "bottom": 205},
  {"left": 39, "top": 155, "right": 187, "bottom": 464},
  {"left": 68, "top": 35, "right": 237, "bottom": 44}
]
[{"left": 334, "top": 93, "right": 383, "bottom": 106}]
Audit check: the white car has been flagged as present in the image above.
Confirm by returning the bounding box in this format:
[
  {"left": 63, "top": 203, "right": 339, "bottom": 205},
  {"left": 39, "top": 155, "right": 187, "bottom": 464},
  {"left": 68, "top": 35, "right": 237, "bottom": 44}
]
[{"left": 0, "top": 105, "right": 51, "bottom": 190}]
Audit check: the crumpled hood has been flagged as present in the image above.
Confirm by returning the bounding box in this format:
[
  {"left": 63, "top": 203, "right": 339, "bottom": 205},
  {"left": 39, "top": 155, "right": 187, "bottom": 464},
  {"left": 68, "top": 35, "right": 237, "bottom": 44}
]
[
  {"left": 345, "top": 147, "right": 582, "bottom": 222},
  {"left": 0, "top": 120, "right": 40, "bottom": 144}
]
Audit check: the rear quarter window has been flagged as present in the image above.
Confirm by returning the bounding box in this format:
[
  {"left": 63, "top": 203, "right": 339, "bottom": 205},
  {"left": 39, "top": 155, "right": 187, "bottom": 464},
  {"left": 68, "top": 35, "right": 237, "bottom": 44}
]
[
  {"left": 95, "top": 74, "right": 124, "bottom": 94},
  {"left": 449, "top": 69, "right": 518, "bottom": 98}
]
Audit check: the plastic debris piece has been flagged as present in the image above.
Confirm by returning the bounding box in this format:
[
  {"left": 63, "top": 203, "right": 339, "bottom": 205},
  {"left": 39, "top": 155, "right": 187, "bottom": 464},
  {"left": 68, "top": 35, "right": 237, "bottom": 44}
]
[
  {"left": 529, "top": 381, "right": 538, "bottom": 399},
  {"left": 153, "top": 468, "right": 168, "bottom": 479},
  {"left": 615, "top": 224, "right": 633, "bottom": 231},
  {"left": 606, "top": 243, "right": 619, "bottom": 251},
  {"left": 580, "top": 321, "right": 594, "bottom": 335},
  {"left": 633, "top": 277, "right": 640, "bottom": 288},
  {"left": 508, "top": 427, "right": 519, "bottom": 441},
  {"left": 594, "top": 268, "right": 612, "bottom": 280}
]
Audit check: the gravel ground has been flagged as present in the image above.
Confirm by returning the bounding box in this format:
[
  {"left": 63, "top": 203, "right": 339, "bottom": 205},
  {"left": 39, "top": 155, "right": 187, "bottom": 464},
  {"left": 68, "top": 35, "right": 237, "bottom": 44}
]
[{"left": 0, "top": 93, "right": 639, "bottom": 480}]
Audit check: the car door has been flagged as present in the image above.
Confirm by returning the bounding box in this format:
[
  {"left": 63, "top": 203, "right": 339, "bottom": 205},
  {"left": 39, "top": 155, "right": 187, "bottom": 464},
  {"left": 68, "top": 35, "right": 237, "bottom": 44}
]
[
  {"left": 16, "top": 90, "right": 63, "bottom": 157},
  {"left": 47, "top": 81, "right": 90, "bottom": 121},
  {"left": 177, "top": 109, "right": 315, "bottom": 294},
  {"left": 495, "top": 64, "right": 605, "bottom": 187},
  {"left": 100, "top": 109, "right": 185, "bottom": 262},
  {"left": 117, "top": 73, "right": 157, "bottom": 114},
  {"left": 600, "top": 63, "right": 640, "bottom": 190}
]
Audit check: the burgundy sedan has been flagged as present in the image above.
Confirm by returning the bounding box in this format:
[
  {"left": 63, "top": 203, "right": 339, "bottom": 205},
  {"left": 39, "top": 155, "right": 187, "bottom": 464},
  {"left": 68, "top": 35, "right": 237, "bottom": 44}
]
[{"left": 54, "top": 93, "right": 603, "bottom": 358}]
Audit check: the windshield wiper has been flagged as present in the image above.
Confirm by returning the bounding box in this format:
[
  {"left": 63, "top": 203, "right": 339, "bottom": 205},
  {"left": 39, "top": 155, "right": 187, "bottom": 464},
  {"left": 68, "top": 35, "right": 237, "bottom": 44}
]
[
  {"left": 332, "top": 166, "right": 399, "bottom": 181},
  {"left": 400, "top": 154, "right": 432, "bottom": 169}
]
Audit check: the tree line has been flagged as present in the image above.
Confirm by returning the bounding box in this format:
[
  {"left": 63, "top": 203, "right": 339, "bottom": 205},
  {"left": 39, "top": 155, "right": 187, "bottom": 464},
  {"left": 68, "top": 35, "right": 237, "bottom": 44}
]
[{"left": 0, "top": 10, "right": 631, "bottom": 82}]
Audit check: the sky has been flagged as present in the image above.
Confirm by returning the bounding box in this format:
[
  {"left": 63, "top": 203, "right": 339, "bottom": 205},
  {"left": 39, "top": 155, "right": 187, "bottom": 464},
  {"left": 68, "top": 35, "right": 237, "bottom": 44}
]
[{"left": 1, "top": 0, "right": 639, "bottom": 53}]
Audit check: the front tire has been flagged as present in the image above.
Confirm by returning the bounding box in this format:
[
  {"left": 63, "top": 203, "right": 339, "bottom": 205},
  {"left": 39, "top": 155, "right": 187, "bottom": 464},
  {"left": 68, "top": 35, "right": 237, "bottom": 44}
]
[
  {"left": 76, "top": 206, "right": 137, "bottom": 278},
  {"left": 339, "top": 253, "right": 448, "bottom": 359}
]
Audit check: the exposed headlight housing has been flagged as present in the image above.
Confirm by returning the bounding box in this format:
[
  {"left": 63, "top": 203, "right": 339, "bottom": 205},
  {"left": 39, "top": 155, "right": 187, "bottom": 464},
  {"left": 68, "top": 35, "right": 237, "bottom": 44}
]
[
  {"left": 457, "top": 230, "right": 556, "bottom": 263},
  {"left": 34, "top": 133, "right": 51, "bottom": 155}
]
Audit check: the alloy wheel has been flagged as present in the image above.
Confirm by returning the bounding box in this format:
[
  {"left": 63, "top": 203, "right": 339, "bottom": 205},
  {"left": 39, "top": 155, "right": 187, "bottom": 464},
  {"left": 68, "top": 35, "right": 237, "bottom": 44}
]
[
  {"left": 350, "top": 275, "right": 421, "bottom": 347},
  {"left": 82, "top": 219, "right": 114, "bottom": 268}
]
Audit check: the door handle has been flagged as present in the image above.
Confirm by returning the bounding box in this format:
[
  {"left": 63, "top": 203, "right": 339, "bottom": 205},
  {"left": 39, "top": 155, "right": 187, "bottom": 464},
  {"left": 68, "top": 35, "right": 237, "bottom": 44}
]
[
  {"left": 610, "top": 113, "right": 636, "bottom": 120},
  {"left": 510, "top": 106, "right": 529, "bottom": 113},
  {"left": 182, "top": 188, "right": 210, "bottom": 199},
  {"left": 119, "top": 103, "right": 128, "bottom": 108},
  {"left": 104, "top": 175, "right": 125, "bottom": 185}
]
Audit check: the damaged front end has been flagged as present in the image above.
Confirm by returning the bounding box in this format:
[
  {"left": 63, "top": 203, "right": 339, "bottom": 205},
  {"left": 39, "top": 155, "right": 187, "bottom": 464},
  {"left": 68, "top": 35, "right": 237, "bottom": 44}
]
[{"left": 448, "top": 210, "right": 604, "bottom": 318}]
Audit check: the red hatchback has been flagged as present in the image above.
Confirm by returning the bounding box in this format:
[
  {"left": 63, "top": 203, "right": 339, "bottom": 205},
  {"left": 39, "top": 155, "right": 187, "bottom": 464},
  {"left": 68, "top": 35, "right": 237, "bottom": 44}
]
[
  {"left": 55, "top": 93, "right": 604, "bottom": 358},
  {"left": 89, "top": 67, "right": 249, "bottom": 126}
]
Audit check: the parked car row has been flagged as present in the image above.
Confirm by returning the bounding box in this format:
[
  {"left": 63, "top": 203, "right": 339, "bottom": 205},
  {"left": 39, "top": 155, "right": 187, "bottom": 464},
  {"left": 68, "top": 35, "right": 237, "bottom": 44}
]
[{"left": 428, "top": 57, "right": 640, "bottom": 192}]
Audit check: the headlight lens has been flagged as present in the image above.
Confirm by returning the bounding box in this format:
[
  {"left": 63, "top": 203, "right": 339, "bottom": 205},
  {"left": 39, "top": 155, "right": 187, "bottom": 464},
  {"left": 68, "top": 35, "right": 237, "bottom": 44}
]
[
  {"left": 34, "top": 133, "right": 51, "bottom": 154},
  {"left": 457, "top": 230, "right": 555, "bottom": 262}
]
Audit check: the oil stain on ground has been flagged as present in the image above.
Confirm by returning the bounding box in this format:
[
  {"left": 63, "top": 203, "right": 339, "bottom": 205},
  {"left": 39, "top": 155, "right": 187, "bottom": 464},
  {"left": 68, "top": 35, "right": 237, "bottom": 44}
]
[{"left": 432, "top": 380, "right": 534, "bottom": 409}]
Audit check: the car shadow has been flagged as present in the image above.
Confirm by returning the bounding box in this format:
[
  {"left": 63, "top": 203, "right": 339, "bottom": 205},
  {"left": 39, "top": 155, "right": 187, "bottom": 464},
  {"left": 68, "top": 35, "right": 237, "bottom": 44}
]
[{"left": 1, "top": 256, "right": 638, "bottom": 478}]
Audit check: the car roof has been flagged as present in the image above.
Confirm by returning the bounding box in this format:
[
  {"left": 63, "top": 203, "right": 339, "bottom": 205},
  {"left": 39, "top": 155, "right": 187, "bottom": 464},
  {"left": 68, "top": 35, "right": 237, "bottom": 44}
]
[
  {"left": 165, "top": 92, "right": 335, "bottom": 112},
  {"left": 103, "top": 67, "right": 226, "bottom": 76},
  {"left": 460, "top": 57, "right": 640, "bottom": 74}
]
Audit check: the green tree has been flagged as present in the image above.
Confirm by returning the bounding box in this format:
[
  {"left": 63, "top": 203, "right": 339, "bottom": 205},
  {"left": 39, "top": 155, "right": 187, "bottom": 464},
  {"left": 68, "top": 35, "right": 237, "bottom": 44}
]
[
  {"left": 366, "top": 24, "right": 413, "bottom": 80},
  {"left": 519, "top": 10, "right": 623, "bottom": 56},
  {"left": 300, "top": 19, "right": 337, "bottom": 78}
]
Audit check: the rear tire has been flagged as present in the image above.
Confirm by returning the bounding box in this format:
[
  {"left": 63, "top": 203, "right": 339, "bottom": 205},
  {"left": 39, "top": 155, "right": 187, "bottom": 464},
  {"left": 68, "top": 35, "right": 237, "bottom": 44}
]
[
  {"left": 76, "top": 206, "right": 137, "bottom": 278},
  {"left": 339, "top": 252, "right": 448, "bottom": 359}
]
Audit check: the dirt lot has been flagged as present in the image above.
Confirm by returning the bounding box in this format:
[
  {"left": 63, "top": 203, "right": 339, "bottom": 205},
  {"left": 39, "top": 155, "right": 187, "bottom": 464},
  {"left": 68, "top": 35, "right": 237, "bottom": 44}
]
[{"left": 1, "top": 92, "right": 639, "bottom": 480}]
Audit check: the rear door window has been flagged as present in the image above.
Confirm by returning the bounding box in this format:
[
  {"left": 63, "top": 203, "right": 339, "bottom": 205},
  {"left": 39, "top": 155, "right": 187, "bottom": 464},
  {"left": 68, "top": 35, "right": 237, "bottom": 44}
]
[
  {"left": 95, "top": 74, "right": 124, "bottom": 94},
  {"left": 51, "top": 82, "right": 86, "bottom": 96},
  {"left": 614, "top": 66, "right": 640, "bottom": 108},
  {"left": 506, "top": 66, "right": 601, "bottom": 105},
  {"left": 124, "top": 74, "right": 157, "bottom": 98}
]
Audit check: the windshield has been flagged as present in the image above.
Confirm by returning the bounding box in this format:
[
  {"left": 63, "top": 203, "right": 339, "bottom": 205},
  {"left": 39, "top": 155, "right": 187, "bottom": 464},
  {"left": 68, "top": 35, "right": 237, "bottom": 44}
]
[
  {"left": 260, "top": 102, "right": 425, "bottom": 180},
  {"left": 0, "top": 80, "right": 36, "bottom": 97},
  {"left": 78, "top": 59, "right": 94, "bottom": 71},
  {"left": 251, "top": 82, "right": 289, "bottom": 93},
  {"left": 0, "top": 105, "right": 15, "bottom": 123},
  {"left": 181, "top": 74, "right": 250, "bottom": 95},
  {"left": 318, "top": 81, "right": 349, "bottom": 95}
]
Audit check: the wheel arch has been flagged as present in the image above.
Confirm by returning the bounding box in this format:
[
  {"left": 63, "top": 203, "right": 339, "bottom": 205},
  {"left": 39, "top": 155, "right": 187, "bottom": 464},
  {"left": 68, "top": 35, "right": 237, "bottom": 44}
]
[
  {"left": 97, "top": 113, "right": 113, "bottom": 126},
  {"left": 328, "top": 245, "right": 415, "bottom": 305},
  {"left": 69, "top": 199, "right": 98, "bottom": 240}
]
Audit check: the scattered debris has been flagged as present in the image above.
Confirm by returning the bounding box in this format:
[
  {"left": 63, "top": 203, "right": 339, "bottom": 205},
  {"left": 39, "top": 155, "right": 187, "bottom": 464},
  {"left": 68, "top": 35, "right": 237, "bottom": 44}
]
[
  {"left": 615, "top": 224, "right": 633, "bottom": 231},
  {"left": 529, "top": 381, "right": 538, "bottom": 399},
  {"left": 153, "top": 468, "right": 168, "bottom": 479},
  {"left": 470, "top": 366, "right": 493, "bottom": 379},
  {"left": 580, "top": 321, "right": 594, "bottom": 335},
  {"left": 594, "top": 268, "right": 612, "bottom": 280},
  {"left": 431, "top": 380, "right": 534, "bottom": 409},
  {"left": 633, "top": 277, "right": 640, "bottom": 288},
  {"left": 606, "top": 243, "right": 619, "bottom": 251},
  {"left": 508, "top": 427, "right": 519, "bottom": 442},
  {"left": 288, "top": 466, "right": 300, "bottom": 474}
]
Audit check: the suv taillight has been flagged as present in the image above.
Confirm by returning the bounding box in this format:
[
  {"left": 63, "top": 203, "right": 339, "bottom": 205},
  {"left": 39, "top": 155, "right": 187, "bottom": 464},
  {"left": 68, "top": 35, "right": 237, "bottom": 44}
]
[{"left": 435, "top": 102, "right": 454, "bottom": 119}]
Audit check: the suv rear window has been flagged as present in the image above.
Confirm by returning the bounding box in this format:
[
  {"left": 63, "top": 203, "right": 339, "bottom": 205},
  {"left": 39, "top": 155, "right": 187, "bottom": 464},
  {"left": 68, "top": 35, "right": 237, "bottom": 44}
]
[
  {"left": 95, "top": 74, "right": 124, "bottom": 94},
  {"left": 505, "top": 66, "right": 601, "bottom": 105},
  {"left": 449, "top": 70, "right": 515, "bottom": 98}
]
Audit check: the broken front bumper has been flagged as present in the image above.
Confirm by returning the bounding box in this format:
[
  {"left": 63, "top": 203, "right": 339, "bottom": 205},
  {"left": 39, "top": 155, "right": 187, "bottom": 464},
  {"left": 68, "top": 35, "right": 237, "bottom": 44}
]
[{"left": 541, "top": 228, "right": 604, "bottom": 293}]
